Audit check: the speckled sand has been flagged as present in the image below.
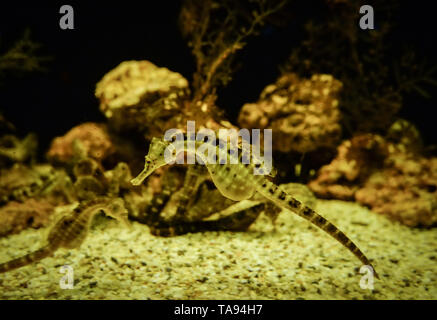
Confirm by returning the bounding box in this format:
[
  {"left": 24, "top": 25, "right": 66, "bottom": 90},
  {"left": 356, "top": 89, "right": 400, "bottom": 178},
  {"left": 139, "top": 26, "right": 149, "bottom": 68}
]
[{"left": 0, "top": 200, "right": 435, "bottom": 300}]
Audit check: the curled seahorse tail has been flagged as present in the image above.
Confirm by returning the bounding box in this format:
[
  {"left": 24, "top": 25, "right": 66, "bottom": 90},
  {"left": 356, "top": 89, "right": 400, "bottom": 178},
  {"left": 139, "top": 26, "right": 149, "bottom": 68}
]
[
  {"left": 0, "top": 245, "right": 55, "bottom": 274},
  {"left": 258, "top": 179, "right": 379, "bottom": 279}
]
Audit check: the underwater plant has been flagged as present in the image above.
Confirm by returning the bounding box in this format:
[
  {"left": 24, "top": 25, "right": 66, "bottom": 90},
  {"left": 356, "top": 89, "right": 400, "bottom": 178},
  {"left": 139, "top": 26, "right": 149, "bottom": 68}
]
[
  {"left": 0, "top": 29, "right": 49, "bottom": 84},
  {"left": 179, "top": 0, "right": 287, "bottom": 105},
  {"left": 283, "top": 0, "right": 437, "bottom": 136}
]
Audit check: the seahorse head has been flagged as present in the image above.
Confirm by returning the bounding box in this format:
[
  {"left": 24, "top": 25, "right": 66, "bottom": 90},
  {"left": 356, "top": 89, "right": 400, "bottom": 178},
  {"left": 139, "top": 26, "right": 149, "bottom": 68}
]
[{"left": 131, "top": 137, "right": 170, "bottom": 186}]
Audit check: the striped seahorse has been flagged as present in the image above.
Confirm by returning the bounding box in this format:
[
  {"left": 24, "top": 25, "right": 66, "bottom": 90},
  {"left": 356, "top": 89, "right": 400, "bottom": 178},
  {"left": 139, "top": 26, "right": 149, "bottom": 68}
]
[
  {"left": 131, "top": 135, "right": 379, "bottom": 278},
  {"left": 0, "top": 197, "right": 129, "bottom": 273}
]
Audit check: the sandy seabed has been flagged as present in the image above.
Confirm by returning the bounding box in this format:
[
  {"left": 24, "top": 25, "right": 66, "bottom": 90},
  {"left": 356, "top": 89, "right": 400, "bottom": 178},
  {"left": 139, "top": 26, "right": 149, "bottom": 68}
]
[{"left": 0, "top": 199, "right": 435, "bottom": 300}]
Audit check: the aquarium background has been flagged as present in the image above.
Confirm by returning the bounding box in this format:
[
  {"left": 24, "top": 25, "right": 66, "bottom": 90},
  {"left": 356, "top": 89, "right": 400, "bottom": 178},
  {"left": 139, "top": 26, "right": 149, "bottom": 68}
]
[
  {"left": 0, "top": 0, "right": 435, "bottom": 300},
  {"left": 1, "top": 1, "right": 436, "bottom": 151}
]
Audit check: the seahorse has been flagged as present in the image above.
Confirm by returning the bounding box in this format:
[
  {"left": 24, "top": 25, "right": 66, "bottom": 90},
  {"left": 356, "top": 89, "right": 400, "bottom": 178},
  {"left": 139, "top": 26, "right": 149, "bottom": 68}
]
[
  {"left": 131, "top": 135, "right": 379, "bottom": 278},
  {"left": 0, "top": 197, "right": 129, "bottom": 273}
]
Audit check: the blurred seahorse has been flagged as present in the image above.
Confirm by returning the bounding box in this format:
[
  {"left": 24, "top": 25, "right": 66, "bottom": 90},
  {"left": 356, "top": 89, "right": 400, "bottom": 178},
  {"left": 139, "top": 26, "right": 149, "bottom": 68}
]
[
  {"left": 132, "top": 135, "right": 379, "bottom": 278},
  {"left": 0, "top": 197, "right": 129, "bottom": 273}
]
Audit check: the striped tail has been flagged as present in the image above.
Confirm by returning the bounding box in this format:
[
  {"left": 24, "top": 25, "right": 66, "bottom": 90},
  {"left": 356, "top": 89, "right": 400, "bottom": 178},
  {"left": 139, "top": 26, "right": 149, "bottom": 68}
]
[
  {"left": 0, "top": 245, "right": 55, "bottom": 274},
  {"left": 257, "top": 179, "right": 379, "bottom": 279}
]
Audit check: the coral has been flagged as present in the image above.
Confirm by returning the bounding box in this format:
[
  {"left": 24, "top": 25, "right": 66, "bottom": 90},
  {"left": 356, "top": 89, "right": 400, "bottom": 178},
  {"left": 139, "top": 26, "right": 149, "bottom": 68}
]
[
  {"left": 355, "top": 153, "right": 437, "bottom": 227},
  {"left": 0, "top": 163, "right": 74, "bottom": 206},
  {"left": 238, "top": 73, "right": 343, "bottom": 153},
  {"left": 70, "top": 156, "right": 149, "bottom": 222},
  {"left": 0, "top": 164, "right": 50, "bottom": 203},
  {"left": 71, "top": 156, "right": 128, "bottom": 201},
  {"left": 308, "top": 126, "right": 437, "bottom": 227},
  {"left": 0, "top": 133, "right": 37, "bottom": 164},
  {"left": 47, "top": 122, "right": 115, "bottom": 164},
  {"left": 94, "top": 60, "right": 240, "bottom": 143},
  {"left": 0, "top": 198, "right": 54, "bottom": 237},
  {"left": 95, "top": 60, "right": 190, "bottom": 135},
  {"left": 72, "top": 157, "right": 143, "bottom": 203},
  {"left": 385, "top": 118, "right": 423, "bottom": 153},
  {"left": 308, "top": 134, "right": 388, "bottom": 200}
]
